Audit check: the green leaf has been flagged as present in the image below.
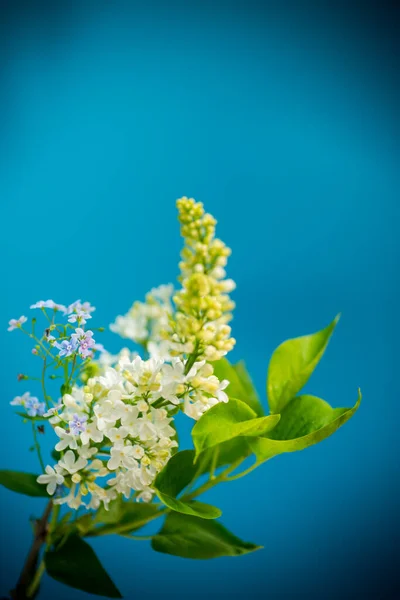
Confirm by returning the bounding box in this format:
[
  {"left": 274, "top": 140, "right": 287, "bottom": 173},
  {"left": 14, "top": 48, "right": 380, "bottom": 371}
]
[
  {"left": 16, "top": 412, "right": 46, "bottom": 422},
  {"left": 198, "top": 437, "right": 252, "bottom": 476},
  {"left": 249, "top": 389, "right": 361, "bottom": 464},
  {"left": 192, "top": 399, "right": 280, "bottom": 459},
  {"left": 94, "top": 497, "right": 125, "bottom": 525},
  {"left": 154, "top": 450, "right": 221, "bottom": 519},
  {"left": 45, "top": 535, "right": 122, "bottom": 597},
  {"left": 0, "top": 470, "right": 48, "bottom": 497},
  {"left": 88, "top": 501, "right": 162, "bottom": 537},
  {"left": 213, "top": 358, "right": 264, "bottom": 416},
  {"left": 267, "top": 314, "right": 340, "bottom": 414},
  {"left": 152, "top": 512, "right": 262, "bottom": 559}
]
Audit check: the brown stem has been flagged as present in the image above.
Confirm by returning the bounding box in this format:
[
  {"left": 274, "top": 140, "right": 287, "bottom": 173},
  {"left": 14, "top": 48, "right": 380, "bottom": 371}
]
[{"left": 10, "top": 501, "right": 53, "bottom": 600}]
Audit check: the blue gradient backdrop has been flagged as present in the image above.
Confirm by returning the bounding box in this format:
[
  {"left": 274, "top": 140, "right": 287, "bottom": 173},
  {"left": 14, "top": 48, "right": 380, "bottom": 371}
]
[{"left": 0, "top": 1, "right": 398, "bottom": 598}]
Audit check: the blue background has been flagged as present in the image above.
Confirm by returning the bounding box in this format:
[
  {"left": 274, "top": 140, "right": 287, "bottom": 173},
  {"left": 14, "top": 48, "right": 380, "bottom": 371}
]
[{"left": 0, "top": 1, "right": 398, "bottom": 598}]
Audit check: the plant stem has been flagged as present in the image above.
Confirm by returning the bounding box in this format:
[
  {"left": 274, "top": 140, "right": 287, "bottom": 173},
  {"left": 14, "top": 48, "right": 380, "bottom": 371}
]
[
  {"left": 184, "top": 341, "right": 200, "bottom": 375},
  {"left": 31, "top": 421, "right": 45, "bottom": 472},
  {"left": 26, "top": 505, "right": 60, "bottom": 598},
  {"left": 182, "top": 457, "right": 246, "bottom": 502},
  {"left": 224, "top": 461, "right": 259, "bottom": 481},
  {"left": 41, "top": 357, "right": 50, "bottom": 409},
  {"left": 86, "top": 508, "right": 167, "bottom": 537},
  {"left": 11, "top": 501, "right": 53, "bottom": 600},
  {"left": 26, "top": 562, "right": 45, "bottom": 598},
  {"left": 209, "top": 447, "right": 220, "bottom": 480}
]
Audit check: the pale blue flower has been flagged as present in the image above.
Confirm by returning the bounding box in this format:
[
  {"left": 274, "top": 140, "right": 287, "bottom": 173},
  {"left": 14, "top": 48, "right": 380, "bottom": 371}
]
[
  {"left": 55, "top": 338, "right": 78, "bottom": 357},
  {"left": 69, "top": 413, "right": 87, "bottom": 436},
  {"left": 25, "top": 396, "right": 46, "bottom": 417},
  {"left": 71, "top": 328, "right": 95, "bottom": 358}
]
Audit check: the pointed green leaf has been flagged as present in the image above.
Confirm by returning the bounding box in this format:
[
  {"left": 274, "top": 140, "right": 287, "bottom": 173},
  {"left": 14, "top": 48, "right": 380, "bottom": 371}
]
[
  {"left": 192, "top": 399, "right": 280, "bottom": 459},
  {"left": 249, "top": 389, "right": 361, "bottom": 464},
  {"left": 267, "top": 314, "right": 340, "bottom": 414},
  {"left": 152, "top": 512, "right": 262, "bottom": 559},
  {"left": 213, "top": 358, "right": 264, "bottom": 416},
  {"left": 0, "top": 470, "right": 48, "bottom": 497},
  {"left": 45, "top": 535, "right": 122, "bottom": 598},
  {"left": 16, "top": 412, "right": 47, "bottom": 422},
  {"left": 154, "top": 450, "right": 221, "bottom": 519}
]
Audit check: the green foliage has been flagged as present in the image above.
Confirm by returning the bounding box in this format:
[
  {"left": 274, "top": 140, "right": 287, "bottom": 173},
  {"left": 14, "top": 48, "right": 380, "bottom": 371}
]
[
  {"left": 197, "top": 437, "right": 251, "bottom": 475},
  {"left": 89, "top": 500, "right": 162, "bottom": 537},
  {"left": 0, "top": 470, "right": 48, "bottom": 497},
  {"left": 152, "top": 512, "right": 262, "bottom": 559},
  {"left": 45, "top": 535, "right": 122, "bottom": 598},
  {"left": 249, "top": 390, "right": 361, "bottom": 464},
  {"left": 213, "top": 358, "right": 264, "bottom": 416},
  {"left": 16, "top": 412, "right": 46, "bottom": 422},
  {"left": 192, "top": 399, "right": 280, "bottom": 459},
  {"left": 267, "top": 315, "right": 340, "bottom": 414},
  {"left": 154, "top": 450, "right": 221, "bottom": 519}
]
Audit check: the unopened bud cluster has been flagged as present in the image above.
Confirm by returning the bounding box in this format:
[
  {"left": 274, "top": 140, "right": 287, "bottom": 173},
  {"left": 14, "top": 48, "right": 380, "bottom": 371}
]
[{"left": 168, "top": 197, "right": 236, "bottom": 362}]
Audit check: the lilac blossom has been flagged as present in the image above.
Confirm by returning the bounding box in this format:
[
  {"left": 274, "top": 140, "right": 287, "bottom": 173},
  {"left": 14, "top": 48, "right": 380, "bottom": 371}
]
[
  {"left": 25, "top": 396, "right": 46, "bottom": 417},
  {"left": 8, "top": 316, "right": 27, "bottom": 331},
  {"left": 55, "top": 337, "right": 78, "bottom": 358},
  {"left": 69, "top": 413, "right": 87, "bottom": 436}
]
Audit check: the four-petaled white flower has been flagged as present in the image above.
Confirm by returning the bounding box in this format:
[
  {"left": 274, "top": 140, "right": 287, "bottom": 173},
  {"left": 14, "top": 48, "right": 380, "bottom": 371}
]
[
  {"left": 54, "top": 426, "right": 78, "bottom": 451},
  {"left": 107, "top": 445, "right": 137, "bottom": 470},
  {"left": 80, "top": 422, "right": 103, "bottom": 445},
  {"left": 37, "top": 466, "right": 64, "bottom": 495},
  {"left": 57, "top": 450, "right": 88, "bottom": 474},
  {"left": 8, "top": 316, "right": 27, "bottom": 331}
]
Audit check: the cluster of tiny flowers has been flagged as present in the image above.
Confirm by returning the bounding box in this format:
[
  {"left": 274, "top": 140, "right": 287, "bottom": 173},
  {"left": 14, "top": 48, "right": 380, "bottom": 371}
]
[
  {"left": 110, "top": 285, "right": 174, "bottom": 359},
  {"left": 37, "top": 355, "right": 181, "bottom": 509},
  {"left": 168, "top": 197, "right": 236, "bottom": 362},
  {"left": 10, "top": 392, "right": 45, "bottom": 417},
  {"left": 36, "top": 352, "right": 230, "bottom": 509}
]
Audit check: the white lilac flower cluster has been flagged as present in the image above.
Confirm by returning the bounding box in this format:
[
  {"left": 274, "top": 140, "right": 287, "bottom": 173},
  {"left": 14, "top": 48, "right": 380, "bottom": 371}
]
[
  {"left": 8, "top": 199, "right": 235, "bottom": 511},
  {"left": 110, "top": 284, "right": 174, "bottom": 360},
  {"left": 37, "top": 354, "right": 228, "bottom": 509}
]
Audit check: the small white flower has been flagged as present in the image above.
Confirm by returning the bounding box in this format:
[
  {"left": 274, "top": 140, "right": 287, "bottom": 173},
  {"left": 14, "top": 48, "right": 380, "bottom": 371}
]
[
  {"left": 132, "top": 445, "right": 145, "bottom": 460},
  {"left": 106, "top": 427, "right": 129, "bottom": 444},
  {"left": 54, "top": 426, "right": 78, "bottom": 451},
  {"left": 137, "top": 400, "right": 149, "bottom": 413},
  {"left": 10, "top": 392, "right": 31, "bottom": 406},
  {"left": 7, "top": 316, "right": 27, "bottom": 331},
  {"left": 80, "top": 421, "right": 104, "bottom": 445},
  {"left": 94, "top": 401, "right": 116, "bottom": 431},
  {"left": 57, "top": 450, "right": 88, "bottom": 474},
  {"left": 37, "top": 465, "right": 64, "bottom": 495},
  {"left": 136, "top": 488, "right": 153, "bottom": 503},
  {"left": 78, "top": 444, "right": 97, "bottom": 459},
  {"left": 107, "top": 445, "right": 137, "bottom": 470},
  {"left": 54, "top": 483, "right": 83, "bottom": 509}
]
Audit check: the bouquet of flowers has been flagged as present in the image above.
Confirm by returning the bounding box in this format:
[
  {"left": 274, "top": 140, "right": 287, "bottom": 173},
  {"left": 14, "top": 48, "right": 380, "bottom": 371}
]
[{"left": 3, "top": 197, "right": 360, "bottom": 599}]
